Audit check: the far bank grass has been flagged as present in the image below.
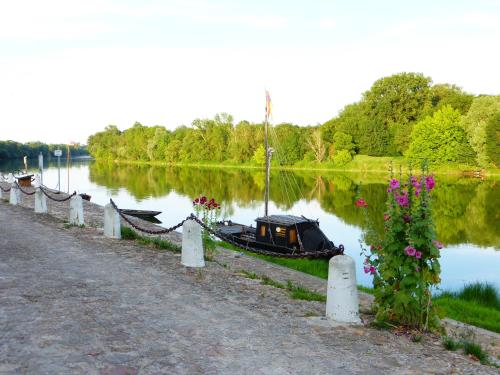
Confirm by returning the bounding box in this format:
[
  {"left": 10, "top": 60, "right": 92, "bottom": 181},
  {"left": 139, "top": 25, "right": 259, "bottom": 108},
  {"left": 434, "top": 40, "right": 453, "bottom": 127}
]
[
  {"left": 220, "top": 241, "right": 499, "bottom": 333},
  {"left": 101, "top": 155, "right": 500, "bottom": 179}
]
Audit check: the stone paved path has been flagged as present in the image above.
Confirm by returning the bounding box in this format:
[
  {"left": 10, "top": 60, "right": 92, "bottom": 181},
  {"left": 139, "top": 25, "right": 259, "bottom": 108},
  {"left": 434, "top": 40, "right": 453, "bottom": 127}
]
[{"left": 0, "top": 201, "right": 498, "bottom": 374}]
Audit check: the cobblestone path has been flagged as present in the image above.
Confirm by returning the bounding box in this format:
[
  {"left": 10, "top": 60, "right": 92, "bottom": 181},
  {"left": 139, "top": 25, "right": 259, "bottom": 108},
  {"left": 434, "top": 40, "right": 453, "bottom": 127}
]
[{"left": 0, "top": 202, "right": 497, "bottom": 374}]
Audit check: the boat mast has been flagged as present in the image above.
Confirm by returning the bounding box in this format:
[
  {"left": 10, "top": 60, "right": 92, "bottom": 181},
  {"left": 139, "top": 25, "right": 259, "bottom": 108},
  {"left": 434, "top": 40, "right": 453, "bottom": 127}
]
[{"left": 264, "top": 90, "right": 271, "bottom": 217}]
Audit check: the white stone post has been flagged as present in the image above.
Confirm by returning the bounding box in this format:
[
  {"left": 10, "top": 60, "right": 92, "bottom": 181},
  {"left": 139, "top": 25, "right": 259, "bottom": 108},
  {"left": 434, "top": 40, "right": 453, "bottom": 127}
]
[
  {"left": 104, "top": 203, "right": 121, "bottom": 239},
  {"left": 33, "top": 174, "right": 47, "bottom": 213},
  {"left": 69, "top": 195, "right": 84, "bottom": 225},
  {"left": 326, "top": 255, "right": 362, "bottom": 324},
  {"left": 8, "top": 174, "right": 20, "bottom": 206},
  {"left": 181, "top": 219, "right": 205, "bottom": 268}
]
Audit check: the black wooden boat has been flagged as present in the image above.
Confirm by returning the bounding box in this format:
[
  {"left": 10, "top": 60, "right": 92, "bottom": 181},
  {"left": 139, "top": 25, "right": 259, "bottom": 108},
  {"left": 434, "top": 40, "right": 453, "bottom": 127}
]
[
  {"left": 122, "top": 209, "right": 162, "bottom": 223},
  {"left": 214, "top": 91, "right": 343, "bottom": 258},
  {"left": 216, "top": 215, "right": 342, "bottom": 256}
]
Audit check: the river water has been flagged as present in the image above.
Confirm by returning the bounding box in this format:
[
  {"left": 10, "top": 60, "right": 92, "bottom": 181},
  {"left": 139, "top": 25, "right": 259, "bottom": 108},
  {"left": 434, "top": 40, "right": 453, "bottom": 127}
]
[{"left": 2, "top": 158, "right": 499, "bottom": 291}]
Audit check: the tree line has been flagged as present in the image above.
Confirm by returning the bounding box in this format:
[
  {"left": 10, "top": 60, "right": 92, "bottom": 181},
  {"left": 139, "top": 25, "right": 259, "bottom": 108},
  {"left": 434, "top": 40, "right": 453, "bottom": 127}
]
[
  {"left": 87, "top": 72, "right": 500, "bottom": 168},
  {"left": 0, "top": 141, "right": 88, "bottom": 161}
]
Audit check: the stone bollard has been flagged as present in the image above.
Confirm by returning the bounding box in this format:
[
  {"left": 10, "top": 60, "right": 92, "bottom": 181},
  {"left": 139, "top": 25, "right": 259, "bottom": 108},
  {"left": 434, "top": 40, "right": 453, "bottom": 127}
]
[
  {"left": 69, "top": 195, "right": 84, "bottom": 226},
  {"left": 33, "top": 174, "right": 47, "bottom": 213},
  {"left": 8, "top": 174, "right": 20, "bottom": 206},
  {"left": 326, "top": 255, "right": 362, "bottom": 324},
  {"left": 104, "top": 203, "right": 121, "bottom": 239},
  {"left": 34, "top": 188, "right": 48, "bottom": 213},
  {"left": 181, "top": 219, "right": 205, "bottom": 268}
]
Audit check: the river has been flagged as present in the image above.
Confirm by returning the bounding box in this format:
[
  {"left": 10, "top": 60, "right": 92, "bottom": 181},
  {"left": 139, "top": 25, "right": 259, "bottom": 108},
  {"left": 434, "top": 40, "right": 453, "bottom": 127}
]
[{"left": 1, "top": 158, "right": 499, "bottom": 292}]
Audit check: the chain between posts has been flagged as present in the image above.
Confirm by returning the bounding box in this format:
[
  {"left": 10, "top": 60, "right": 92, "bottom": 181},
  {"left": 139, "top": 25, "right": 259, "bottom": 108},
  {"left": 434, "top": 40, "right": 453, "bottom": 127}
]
[
  {"left": 14, "top": 182, "right": 36, "bottom": 196},
  {"left": 109, "top": 198, "right": 189, "bottom": 235},
  {"left": 39, "top": 186, "right": 77, "bottom": 202},
  {"left": 111, "top": 199, "right": 343, "bottom": 259},
  {"left": 0, "top": 183, "right": 10, "bottom": 192}
]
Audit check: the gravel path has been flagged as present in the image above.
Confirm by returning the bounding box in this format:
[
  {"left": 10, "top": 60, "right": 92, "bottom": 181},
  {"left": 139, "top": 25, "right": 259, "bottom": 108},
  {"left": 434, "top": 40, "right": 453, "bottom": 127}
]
[{"left": 0, "top": 193, "right": 498, "bottom": 374}]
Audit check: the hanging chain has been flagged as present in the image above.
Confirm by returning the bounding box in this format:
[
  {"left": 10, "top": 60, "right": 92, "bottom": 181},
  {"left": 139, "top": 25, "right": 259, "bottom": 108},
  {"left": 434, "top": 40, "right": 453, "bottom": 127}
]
[
  {"left": 109, "top": 198, "right": 189, "bottom": 235},
  {"left": 14, "top": 182, "right": 36, "bottom": 196},
  {"left": 39, "top": 186, "right": 77, "bottom": 202},
  {"left": 0, "top": 183, "right": 11, "bottom": 192}
]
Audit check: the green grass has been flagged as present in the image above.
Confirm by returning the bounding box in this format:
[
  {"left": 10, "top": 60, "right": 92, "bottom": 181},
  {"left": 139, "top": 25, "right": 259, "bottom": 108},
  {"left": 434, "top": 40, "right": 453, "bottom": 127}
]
[
  {"left": 120, "top": 226, "right": 181, "bottom": 252},
  {"left": 237, "top": 269, "right": 326, "bottom": 302},
  {"left": 455, "top": 283, "right": 500, "bottom": 309},
  {"left": 442, "top": 336, "right": 461, "bottom": 351},
  {"left": 434, "top": 283, "right": 500, "bottom": 333},
  {"left": 463, "top": 341, "right": 490, "bottom": 364}
]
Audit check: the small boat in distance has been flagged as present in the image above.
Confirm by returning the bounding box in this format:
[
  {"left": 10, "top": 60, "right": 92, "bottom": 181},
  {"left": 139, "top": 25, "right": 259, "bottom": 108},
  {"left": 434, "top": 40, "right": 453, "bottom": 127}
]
[
  {"left": 215, "top": 91, "right": 343, "bottom": 258},
  {"left": 122, "top": 209, "right": 162, "bottom": 224}
]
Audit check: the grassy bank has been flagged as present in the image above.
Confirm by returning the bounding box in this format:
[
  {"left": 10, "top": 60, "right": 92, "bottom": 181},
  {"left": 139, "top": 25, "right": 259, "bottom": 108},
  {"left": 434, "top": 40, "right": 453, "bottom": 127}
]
[
  {"left": 102, "top": 155, "right": 500, "bottom": 178},
  {"left": 435, "top": 283, "right": 500, "bottom": 333}
]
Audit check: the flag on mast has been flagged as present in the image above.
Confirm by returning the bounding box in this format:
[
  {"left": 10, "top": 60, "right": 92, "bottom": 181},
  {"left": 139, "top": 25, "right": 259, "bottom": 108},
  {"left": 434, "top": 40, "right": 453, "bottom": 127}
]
[{"left": 265, "top": 90, "right": 272, "bottom": 118}]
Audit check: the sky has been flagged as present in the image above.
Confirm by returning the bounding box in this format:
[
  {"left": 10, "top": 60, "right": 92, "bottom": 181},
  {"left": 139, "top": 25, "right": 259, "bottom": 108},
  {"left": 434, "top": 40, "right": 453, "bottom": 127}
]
[{"left": 1, "top": 0, "right": 500, "bottom": 144}]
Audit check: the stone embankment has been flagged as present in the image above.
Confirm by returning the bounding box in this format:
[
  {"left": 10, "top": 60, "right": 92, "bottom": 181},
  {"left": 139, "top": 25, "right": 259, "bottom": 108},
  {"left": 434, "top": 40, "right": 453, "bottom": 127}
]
[{"left": 0, "top": 184, "right": 498, "bottom": 374}]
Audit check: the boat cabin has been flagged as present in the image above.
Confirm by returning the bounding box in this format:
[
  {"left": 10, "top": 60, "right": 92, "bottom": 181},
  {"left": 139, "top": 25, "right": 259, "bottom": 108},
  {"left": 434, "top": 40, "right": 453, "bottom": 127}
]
[{"left": 255, "top": 215, "right": 330, "bottom": 252}]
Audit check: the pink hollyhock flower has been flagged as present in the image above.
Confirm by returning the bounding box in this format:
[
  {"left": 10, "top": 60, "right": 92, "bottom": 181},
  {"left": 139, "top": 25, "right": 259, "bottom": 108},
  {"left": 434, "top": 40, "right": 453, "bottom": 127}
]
[
  {"left": 355, "top": 198, "right": 368, "bottom": 207},
  {"left": 415, "top": 187, "right": 421, "bottom": 197},
  {"left": 364, "top": 257, "right": 370, "bottom": 265},
  {"left": 200, "top": 196, "right": 207, "bottom": 205},
  {"left": 370, "top": 266, "right": 376, "bottom": 275},
  {"left": 405, "top": 246, "right": 416, "bottom": 257},
  {"left": 387, "top": 188, "right": 392, "bottom": 193},
  {"left": 364, "top": 266, "right": 370, "bottom": 274},
  {"left": 390, "top": 179, "right": 400, "bottom": 189},
  {"left": 425, "top": 175, "right": 435, "bottom": 191},
  {"left": 415, "top": 266, "right": 420, "bottom": 273},
  {"left": 432, "top": 240, "right": 444, "bottom": 249},
  {"left": 415, "top": 251, "right": 422, "bottom": 259},
  {"left": 397, "top": 194, "right": 409, "bottom": 207},
  {"left": 383, "top": 213, "right": 390, "bottom": 221}
]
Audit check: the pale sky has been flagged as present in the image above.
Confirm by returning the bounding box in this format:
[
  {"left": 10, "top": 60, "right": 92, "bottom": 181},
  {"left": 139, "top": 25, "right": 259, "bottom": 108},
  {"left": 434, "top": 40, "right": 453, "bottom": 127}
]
[{"left": 1, "top": 0, "right": 499, "bottom": 144}]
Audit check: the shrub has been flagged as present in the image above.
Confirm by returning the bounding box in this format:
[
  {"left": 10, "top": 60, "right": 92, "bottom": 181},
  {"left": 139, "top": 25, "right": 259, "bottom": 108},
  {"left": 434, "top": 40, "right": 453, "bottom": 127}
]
[{"left": 333, "top": 149, "right": 353, "bottom": 166}]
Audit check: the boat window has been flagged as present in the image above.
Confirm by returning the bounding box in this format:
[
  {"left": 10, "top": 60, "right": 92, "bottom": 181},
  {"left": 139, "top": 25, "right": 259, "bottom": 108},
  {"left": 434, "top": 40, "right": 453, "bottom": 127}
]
[
  {"left": 289, "top": 228, "right": 297, "bottom": 243},
  {"left": 275, "top": 226, "right": 285, "bottom": 238},
  {"left": 260, "top": 224, "right": 266, "bottom": 237}
]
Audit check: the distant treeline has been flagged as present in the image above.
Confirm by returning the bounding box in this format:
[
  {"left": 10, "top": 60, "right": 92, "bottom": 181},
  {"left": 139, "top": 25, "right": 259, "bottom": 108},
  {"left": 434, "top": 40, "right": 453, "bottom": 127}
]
[
  {"left": 88, "top": 72, "right": 500, "bottom": 168},
  {"left": 0, "top": 140, "right": 88, "bottom": 160}
]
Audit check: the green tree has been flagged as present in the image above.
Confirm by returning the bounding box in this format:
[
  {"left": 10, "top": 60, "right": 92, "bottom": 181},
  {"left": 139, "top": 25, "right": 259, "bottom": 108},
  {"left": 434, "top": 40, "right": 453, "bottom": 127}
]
[
  {"left": 427, "top": 83, "right": 473, "bottom": 115},
  {"left": 363, "top": 72, "right": 432, "bottom": 154},
  {"left": 485, "top": 112, "right": 500, "bottom": 167},
  {"left": 331, "top": 131, "right": 355, "bottom": 157},
  {"left": 406, "top": 106, "right": 474, "bottom": 164},
  {"left": 460, "top": 95, "right": 500, "bottom": 167},
  {"left": 252, "top": 144, "right": 266, "bottom": 165}
]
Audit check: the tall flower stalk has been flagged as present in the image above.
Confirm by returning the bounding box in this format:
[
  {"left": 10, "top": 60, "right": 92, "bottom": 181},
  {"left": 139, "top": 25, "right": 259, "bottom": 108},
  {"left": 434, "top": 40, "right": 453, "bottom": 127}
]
[{"left": 359, "top": 164, "right": 442, "bottom": 331}]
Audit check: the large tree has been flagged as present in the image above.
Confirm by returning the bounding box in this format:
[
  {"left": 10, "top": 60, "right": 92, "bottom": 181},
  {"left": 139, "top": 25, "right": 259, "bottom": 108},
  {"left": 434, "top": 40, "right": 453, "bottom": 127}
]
[
  {"left": 406, "top": 106, "right": 474, "bottom": 164},
  {"left": 460, "top": 95, "right": 500, "bottom": 167}
]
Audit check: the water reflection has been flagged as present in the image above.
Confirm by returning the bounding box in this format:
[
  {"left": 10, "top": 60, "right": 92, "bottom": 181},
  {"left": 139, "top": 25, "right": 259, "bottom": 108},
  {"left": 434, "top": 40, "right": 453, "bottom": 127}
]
[{"left": 88, "top": 161, "right": 499, "bottom": 250}]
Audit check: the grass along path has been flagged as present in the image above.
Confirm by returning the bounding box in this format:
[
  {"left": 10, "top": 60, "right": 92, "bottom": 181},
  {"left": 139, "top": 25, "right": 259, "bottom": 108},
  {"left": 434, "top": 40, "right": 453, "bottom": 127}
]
[{"left": 219, "top": 241, "right": 500, "bottom": 333}]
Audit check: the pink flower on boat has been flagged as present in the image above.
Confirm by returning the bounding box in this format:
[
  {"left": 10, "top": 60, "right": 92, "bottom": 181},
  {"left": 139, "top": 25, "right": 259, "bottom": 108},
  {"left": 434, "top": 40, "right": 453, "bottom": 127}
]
[
  {"left": 405, "top": 246, "right": 416, "bottom": 257},
  {"left": 364, "top": 266, "right": 370, "bottom": 274},
  {"left": 390, "top": 179, "right": 400, "bottom": 189},
  {"left": 415, "top": 251, "right": 422, "bottom": 259}
]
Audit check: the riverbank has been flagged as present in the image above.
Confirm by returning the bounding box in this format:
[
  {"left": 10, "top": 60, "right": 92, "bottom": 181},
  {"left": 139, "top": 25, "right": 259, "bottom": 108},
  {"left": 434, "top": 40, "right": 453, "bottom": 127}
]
[
  {"left": 1, "top": 200, "right": 499, "bottom": 373},
  {"left": 95, "top": 155, "right": 500, "bottom": 178}
]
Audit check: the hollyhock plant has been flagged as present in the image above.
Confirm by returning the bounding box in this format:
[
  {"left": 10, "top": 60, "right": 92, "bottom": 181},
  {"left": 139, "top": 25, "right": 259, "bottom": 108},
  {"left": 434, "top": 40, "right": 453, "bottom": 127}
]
[{"left": 359, "top": 164, "right": 441, "bottom": 331}]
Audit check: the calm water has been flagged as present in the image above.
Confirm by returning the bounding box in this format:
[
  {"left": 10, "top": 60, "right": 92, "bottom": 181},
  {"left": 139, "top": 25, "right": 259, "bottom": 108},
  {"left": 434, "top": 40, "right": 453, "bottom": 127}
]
[{"left": 2, "top": 158, "right": 499, "bottom": 291}]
